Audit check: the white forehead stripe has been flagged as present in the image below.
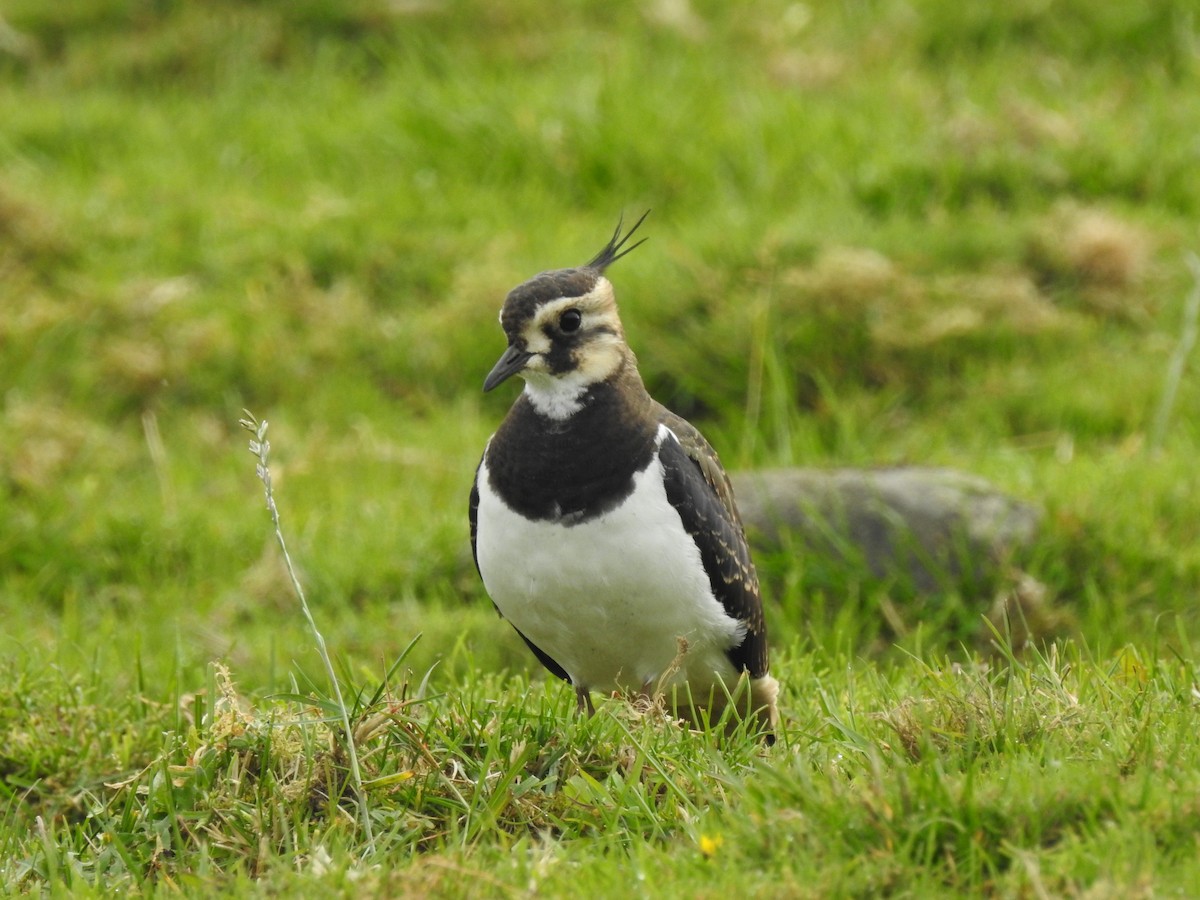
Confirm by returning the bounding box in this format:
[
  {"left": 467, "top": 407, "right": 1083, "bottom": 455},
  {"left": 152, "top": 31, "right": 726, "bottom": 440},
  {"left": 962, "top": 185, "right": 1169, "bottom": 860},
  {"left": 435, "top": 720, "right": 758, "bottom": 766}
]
[
  {"left": 518, "top": 281, "right": 620, "bottom": 354},
  {"left": 528, "top": 282, "right": 613, "bottom": 327}
]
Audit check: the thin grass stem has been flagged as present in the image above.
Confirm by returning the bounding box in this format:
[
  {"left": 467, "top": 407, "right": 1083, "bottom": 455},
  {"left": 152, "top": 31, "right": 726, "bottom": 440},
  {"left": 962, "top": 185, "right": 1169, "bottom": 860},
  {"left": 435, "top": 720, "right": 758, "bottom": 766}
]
[
  {"left": 1149, "top": 252, "right": 1200, "bottom": 452},
  {"left": 239, "top": 411, "right": 375, "bottom": 851}
]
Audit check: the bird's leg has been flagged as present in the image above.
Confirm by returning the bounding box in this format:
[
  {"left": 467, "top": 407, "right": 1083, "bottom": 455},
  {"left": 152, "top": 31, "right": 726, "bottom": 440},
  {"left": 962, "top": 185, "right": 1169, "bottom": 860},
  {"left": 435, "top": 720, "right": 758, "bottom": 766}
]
[{"left": 575, "top": 685, "right": 595, "bottom": 716}]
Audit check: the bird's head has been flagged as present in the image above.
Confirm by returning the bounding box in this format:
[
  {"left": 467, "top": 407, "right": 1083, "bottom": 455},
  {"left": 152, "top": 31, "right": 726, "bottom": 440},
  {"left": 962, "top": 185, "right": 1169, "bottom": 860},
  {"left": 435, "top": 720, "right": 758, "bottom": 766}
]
[{"left": 483, "top": 212, "right": 649, "bottom": 415}]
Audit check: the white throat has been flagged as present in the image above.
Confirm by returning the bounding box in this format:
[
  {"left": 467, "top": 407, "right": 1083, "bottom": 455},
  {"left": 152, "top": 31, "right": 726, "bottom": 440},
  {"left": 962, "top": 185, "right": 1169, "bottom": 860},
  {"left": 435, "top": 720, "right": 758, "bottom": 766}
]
[{"left": 522, "top": 371, "right": 589, "bottom": 419}]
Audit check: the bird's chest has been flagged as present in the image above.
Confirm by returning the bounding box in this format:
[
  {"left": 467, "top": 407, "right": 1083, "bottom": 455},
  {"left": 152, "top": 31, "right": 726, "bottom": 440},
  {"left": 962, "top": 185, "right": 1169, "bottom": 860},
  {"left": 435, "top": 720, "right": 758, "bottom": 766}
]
[
  {"left": 474, "top": 451, "right": 742, "bottom": 690},
  {"left": 484, "top": 401, "right": 655, "bottom": 524}
]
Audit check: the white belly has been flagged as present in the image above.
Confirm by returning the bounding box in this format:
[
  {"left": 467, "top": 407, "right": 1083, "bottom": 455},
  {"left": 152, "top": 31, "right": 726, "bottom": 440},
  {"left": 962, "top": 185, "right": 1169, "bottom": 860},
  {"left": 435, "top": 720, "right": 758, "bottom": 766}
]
[{"left": 475, "top": 443, "right": 745, "bottom": 695}]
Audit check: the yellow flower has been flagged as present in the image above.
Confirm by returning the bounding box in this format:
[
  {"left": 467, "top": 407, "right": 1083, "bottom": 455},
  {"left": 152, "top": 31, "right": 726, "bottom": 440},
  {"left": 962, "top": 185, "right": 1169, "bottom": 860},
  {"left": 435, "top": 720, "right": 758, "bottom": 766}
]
[{"left": 698, "top": 834, "right": 724, "bottom": 859}]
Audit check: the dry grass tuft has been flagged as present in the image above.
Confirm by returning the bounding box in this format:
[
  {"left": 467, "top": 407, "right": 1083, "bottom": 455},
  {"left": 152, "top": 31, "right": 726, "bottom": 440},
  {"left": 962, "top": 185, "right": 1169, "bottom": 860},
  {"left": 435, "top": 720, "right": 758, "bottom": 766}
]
[
  {"left": 1028, "top": 205, "right": 1154, "bottom": 311},
  {"left": 100, "top": 338, "right": 168, "bottom": 395},
  {"left": 879, "top": 647, "right": 1087, "bottom": 763},
  {"left": 1, "top": 400, "right": 124, "bottom": 494},
  {"left": 767, "top": 50, "right": 847, "bottom": 90},
  {"left": 0, "top": 185, "right": 73, "bottom": 276},
  {"left": 1059, "top": 209, "right": 1150, "bottom": 288},
  {"left": 872, "top": 272, "right": 1069, "bottom": 349},
  {"left": 780, "top": 246, "right": 1071, "bottom": 351},
  {"left": 808, "top": 246, "right": 898, "bottom": 301}
]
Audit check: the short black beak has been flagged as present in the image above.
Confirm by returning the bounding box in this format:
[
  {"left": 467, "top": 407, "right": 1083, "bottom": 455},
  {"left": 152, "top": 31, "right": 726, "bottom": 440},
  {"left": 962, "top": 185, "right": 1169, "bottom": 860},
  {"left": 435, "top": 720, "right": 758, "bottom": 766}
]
[{"left": 483, "top": 345, "right": 533, "bottom": 392}]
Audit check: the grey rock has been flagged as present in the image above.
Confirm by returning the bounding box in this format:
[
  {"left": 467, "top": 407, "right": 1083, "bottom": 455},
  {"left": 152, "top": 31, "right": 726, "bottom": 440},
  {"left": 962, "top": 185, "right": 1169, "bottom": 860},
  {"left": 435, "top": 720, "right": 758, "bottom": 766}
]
[{"left": 731, "top": 467, "right": 1042, "bottom": 593}]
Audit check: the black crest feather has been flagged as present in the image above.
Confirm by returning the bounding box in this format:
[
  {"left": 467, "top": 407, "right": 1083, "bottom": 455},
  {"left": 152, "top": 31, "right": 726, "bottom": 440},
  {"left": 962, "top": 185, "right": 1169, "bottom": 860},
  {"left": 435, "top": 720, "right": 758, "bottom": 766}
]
[{"left": 585, "top": 210, "right": 650, "bottom": 272}]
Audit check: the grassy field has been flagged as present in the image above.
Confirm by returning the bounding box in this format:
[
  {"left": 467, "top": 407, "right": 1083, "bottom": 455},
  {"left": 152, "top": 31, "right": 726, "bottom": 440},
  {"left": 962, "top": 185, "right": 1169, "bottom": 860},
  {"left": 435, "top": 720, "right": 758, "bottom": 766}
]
[{"left": 2, "top": 0, "right": 1200, "bottom": 894}]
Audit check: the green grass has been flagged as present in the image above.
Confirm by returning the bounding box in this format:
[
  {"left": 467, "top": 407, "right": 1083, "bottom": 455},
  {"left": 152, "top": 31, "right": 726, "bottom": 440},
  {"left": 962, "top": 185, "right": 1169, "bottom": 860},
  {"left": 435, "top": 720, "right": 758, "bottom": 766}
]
[
  {"left": 3, "top": 0, "right": 1200, "bottom": 894},
  {"left": 6, "top": 634, "right": 1200, "bottom": 896}
]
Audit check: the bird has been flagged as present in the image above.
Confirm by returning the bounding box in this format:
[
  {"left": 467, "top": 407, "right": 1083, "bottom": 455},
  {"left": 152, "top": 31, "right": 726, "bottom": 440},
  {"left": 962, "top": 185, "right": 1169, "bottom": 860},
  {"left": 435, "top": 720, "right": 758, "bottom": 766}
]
[{"left": 468, "top": 213, "right": 779, "bottom": 739}]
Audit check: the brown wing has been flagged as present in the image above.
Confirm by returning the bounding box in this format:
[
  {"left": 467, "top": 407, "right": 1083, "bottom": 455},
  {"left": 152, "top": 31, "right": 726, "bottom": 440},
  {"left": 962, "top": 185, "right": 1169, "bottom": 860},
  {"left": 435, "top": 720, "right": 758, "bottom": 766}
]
[{"left": 655, "top": 407, "right": 770, "bottom": 678}]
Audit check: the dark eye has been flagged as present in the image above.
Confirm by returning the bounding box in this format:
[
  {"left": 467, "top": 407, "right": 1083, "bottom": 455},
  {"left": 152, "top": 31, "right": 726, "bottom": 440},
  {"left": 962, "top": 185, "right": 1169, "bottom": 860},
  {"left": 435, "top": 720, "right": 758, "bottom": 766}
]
[{"left": 559, "top": 309, "right": 582, "bottom": 333}]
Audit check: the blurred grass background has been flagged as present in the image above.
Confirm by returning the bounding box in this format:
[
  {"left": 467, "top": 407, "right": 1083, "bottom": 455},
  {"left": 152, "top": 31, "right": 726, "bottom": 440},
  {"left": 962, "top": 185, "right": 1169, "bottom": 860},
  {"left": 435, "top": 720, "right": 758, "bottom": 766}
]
[
  {"left": 4, "top": 1, "right": 1200, "bottom": 893},
  {"left": 2, "top": 0, "right": 1199, "bottom": 690}
]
